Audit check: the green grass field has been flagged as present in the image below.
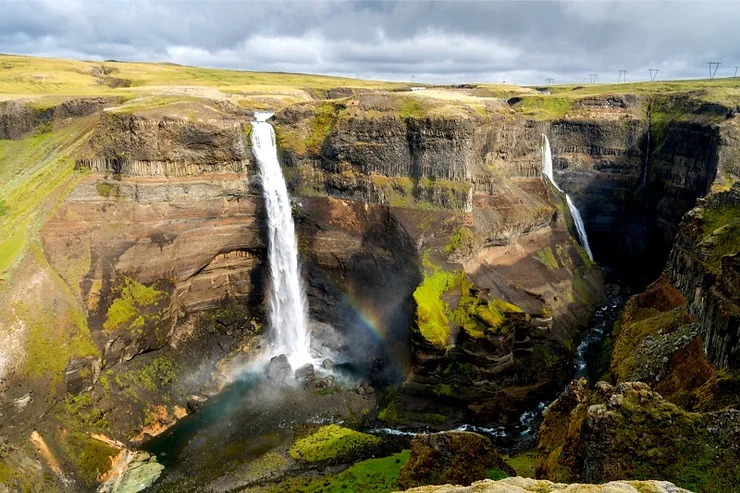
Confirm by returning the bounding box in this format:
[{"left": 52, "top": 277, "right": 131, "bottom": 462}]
[{"left": 0, "top": 53, "right": 406, "bottom": 98}]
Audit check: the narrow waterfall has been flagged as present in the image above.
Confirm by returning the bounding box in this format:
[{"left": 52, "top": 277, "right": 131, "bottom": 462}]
[
  {"left": 251, "top": 112, "right": 312, "bottom": 367},
  {"left": 641, "top": 97, "right": 652, "bottom": 188},
  {"left": 541, "top": 135, "right": 594, "bottom": 261}
]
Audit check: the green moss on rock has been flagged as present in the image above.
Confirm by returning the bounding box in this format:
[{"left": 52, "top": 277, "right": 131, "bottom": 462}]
[
  {"left": 538, "top": 379, "right": 740, "bottom": 493},
  {"left": 103, "top": 277, "right": 167, "bottom": 333},
  {"left": 698, "top": 202, "right": 740, "bottom": 275},
  {"left": 534, "top": 247, "right": 559, "bottom": 269},
  {"left": 288, "top": 424, "right": 382, "bottom": 463},
  {"left": 443, "top": 227, "right": 474, "bottom": 256},
  {"left": 413, "top": 269, "right": 523, "bottom": 347},
  {"left": 15, "top": 300, "right": 98, "bottom": 385},
  {"left": 399, "top": 432, "right": 516, "bottom": 489},
  {"left": 413, "top": 270, "right": 455, "bottom": 347}
]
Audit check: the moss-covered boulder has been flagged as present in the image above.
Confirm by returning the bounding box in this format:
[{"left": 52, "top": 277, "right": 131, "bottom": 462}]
[
  {"left": 398, "top": 431, "right": 515, "bottom": 489},
  {"left": 537, "top": 379, "right": 740, "bottom": 493},
  {"left": 288, "top": 424, "right": 383, "bottom": 463}
]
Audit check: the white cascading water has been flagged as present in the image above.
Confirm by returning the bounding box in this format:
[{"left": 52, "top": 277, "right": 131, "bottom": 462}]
[
  {"left": 251, "top": 112, "right": 313, "bottom": 367},
  {"left": 541, "top": 135, "right": 594, "bottom": 261}
]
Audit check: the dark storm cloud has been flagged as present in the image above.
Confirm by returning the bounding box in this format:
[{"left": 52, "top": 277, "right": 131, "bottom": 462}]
[{"left": 1, "top": 0, "right": 739, "bottom": 85}]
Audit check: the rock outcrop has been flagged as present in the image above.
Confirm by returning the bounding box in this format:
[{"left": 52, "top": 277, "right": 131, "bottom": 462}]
[
  {"left": 398, "top": 477, "right": 692, "bottom": 493},
  {"left": 0, "top": 97, "right": 119, "bottom": 139},
  {"left": 398, "top": 432, "right": 515, "bottom": 489},
  {"left": 537, "top": 380, "right": 740, "bottom": 492},
  {"left": 666, "top": 182, "right": 740, "bottom": 369}
]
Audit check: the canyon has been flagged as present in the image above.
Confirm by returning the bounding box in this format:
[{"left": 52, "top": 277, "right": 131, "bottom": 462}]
[{"left": 0, "top": 55, "right": 738, "bottom": 493}]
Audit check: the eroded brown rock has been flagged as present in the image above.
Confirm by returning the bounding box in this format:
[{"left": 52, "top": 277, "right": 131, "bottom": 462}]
[{"left": 398, "top": 432, "right": 515, "bottom": 489}]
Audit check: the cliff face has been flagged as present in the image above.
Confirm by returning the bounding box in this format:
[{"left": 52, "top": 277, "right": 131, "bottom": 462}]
[
  {"left": 273, "top": 94, "right": 604, "bottom": 425},
  {"left": 551, "top": 96, "right": 738, "bottom": 283},
  {"left": 0, "top": 97, "right": 119, "bottom": 139},
  {"left": 666, "top": 183, "right": 740, "bottom": 368}
]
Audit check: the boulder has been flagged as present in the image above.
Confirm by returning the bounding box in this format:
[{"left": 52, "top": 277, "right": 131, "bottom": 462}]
[
  {"left": 266, "top": 354, "right": 292, "bottom": 383},
  {"left": 398, "top": 431, "right": 515, "bottom": 489},
  {"left": 295, "top": 363, "right": 315, "bottom": 381}
]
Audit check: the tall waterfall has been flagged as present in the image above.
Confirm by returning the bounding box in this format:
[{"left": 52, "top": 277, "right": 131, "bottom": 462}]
[
  {"left": 541, "top": 135, "right": 594, "bottom": 261},
  {"left": 251, "top": 112, "right": 312, "bottom": 367}
]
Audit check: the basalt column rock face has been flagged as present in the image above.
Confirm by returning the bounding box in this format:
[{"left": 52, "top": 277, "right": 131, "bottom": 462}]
[{"left": 666, "top": 183, "right": 740, "bottom": 369}]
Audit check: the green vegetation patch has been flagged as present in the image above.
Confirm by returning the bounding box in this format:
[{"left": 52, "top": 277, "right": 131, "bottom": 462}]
[
  {"left": 305, "top": 101, "right": 344, "bottom": 154},
  {"left": 534, "top": 247, "right": 559, "bottom": 269},
  {"left": 51, "top": 393, "right": 118, "bottom": 485},
  {"left": 698, "top": 203, "right": 740, "bottom": 275},
  {"left": 288, "top": 424, "right": 382, "bottom": 463},
  {"left": 443, "top": 227, "right": 474, "bottom": 255},
  {"left": 371, "top": 175, "right": 415, "bottom": 208},
  {"left": 262, "top": 450, "right": 410, "bottom": 493},
  {"left": 413, "top": 268, "right": 523, "bottom": 347},
  {"left": 127, "top": 356, "right": 178, "bottom": 393},
  {"left": 15, "top": 300, "right": 98, "bottom": 385},
  {"left": 503, "top": 450, "right": 538, "bottom": 478},
  {"left": 413, "top": 270, "right": 455, "bottom": 347},
  {"left": 103, "top": 277, "right": 168, "bottom": 333},
  {"left": 0, "top": 123, "right": 92, "bottom": 281},
  {"left": 611, "top": 305, "right": 693, "bottom": 381},
  {"left": 510, "top": 96, "right": 573, "bottom": 120},
  {"left": 398, "top": 97, "right": 427, "bottom": 119},
  {"left": 95, "top": 182, "right": 121, "bottom": 198}
]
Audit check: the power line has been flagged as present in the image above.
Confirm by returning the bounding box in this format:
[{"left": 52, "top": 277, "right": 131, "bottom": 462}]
[
  {"left": 707, "top": 62, "right": 721, "bottom": 80},
  {"left": 589, "top": 73, "right": 598, "bottom": 84},
  {"left": 617, "top": 70, "right": 627, "bottom": 83},
  {"left": 649, "top": 69, "right": 659, "bottom": 81}
]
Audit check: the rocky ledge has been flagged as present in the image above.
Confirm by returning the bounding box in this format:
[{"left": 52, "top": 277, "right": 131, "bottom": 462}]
[{"left": 398, "top": 477, "right": 692, "bottom": 493}]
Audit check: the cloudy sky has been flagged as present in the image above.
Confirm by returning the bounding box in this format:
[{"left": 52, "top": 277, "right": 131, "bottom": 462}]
[{"left": 1, "top": 0, "right": 739, "bottom": 85}]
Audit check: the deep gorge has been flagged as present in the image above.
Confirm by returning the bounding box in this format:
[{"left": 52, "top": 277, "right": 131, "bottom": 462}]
[{"left": 0, "top": 85, "right": 738, "bottom": 493}]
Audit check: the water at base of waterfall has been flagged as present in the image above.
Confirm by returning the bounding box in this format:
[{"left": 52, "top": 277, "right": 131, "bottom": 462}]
[{"left": 251, "top": 112, "right": 313, "bottom": 368}]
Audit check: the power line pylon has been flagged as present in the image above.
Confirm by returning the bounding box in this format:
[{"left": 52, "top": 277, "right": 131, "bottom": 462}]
[
  {"left": 589, "top": 73, "right": 598, "bottom": 84},
  {"left": 707, "top": 62, "right": 721, "bottom": 80},
  {"left": 618, "top": 70, "right": 627, "bottom": 83},
  {"left": 649, "top": 69, "right": 659, "bottom": 81}
]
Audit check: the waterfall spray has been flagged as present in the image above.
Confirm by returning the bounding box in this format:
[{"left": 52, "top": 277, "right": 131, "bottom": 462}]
[
  {"left": 251, "top": 112, "right": 312, "bottom": 367},
  {"left": 541, "top": 135, "right": 594, "bottom": 261}
]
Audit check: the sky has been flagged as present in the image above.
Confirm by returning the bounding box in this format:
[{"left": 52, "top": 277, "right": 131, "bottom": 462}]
[{"left": 1, "top": 0, "right": 739, "bottom": 86}]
